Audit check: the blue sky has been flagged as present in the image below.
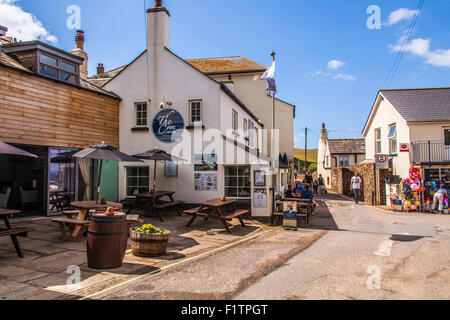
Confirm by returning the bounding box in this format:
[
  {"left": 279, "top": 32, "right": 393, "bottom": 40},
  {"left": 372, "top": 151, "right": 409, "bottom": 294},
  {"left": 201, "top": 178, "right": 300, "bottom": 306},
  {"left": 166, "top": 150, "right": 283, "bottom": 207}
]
[{"left": 1, "top": 0, "right": 449, "bottom": 149}]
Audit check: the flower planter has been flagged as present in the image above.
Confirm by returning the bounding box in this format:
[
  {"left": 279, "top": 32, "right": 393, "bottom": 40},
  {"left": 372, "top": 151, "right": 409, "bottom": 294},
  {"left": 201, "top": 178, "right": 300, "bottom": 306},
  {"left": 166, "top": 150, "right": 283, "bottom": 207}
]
[{"left": 131, "top": 230, "right": 170, "bottom": 257}]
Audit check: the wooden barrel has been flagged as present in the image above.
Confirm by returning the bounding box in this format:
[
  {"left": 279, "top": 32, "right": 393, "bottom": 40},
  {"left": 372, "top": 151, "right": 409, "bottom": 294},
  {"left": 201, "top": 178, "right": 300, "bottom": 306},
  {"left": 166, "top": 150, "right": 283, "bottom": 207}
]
[
  {"left": 87, "top": 213, "right": 128, "bottom": 269},
  {"left": 131, "top": 231, "right": 170, "bottom": 257}
]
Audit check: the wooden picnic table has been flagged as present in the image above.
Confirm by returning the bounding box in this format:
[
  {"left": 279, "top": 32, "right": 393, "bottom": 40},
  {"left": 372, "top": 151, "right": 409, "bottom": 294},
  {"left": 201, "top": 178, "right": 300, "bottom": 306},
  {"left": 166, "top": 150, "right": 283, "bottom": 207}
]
[
  {"left": 51, "top": 201, "right": 123, "bottom": 242},
  {"left": 126, "top": 191, "right": 184, "bottom": 222},
  {"left": 0, "top": 209, "right": 34, "bottom": 258},
  {"left": 184, "top": 198, "right": 248, "bottom": 234}
]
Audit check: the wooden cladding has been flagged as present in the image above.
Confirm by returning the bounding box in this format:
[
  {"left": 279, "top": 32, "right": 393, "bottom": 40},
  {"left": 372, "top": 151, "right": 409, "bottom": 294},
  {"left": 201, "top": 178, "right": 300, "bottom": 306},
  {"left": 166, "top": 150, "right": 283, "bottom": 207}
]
[{"left": 0, "top": 66, "right": 119, "bottom": 149}]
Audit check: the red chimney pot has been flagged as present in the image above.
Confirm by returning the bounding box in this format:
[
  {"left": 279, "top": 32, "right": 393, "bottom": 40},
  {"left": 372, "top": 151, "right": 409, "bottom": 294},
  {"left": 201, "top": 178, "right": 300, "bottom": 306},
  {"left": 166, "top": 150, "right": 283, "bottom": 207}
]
[{"left": 155, "top": 0, "right": 162, "bottom": 7}]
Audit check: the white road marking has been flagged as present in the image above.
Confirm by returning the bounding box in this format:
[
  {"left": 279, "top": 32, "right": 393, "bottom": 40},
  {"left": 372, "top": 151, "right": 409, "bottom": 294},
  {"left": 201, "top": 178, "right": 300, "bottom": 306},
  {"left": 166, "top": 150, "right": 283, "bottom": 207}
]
[{"left": 375, "top": 238, "right": 394, "bottom": 256}]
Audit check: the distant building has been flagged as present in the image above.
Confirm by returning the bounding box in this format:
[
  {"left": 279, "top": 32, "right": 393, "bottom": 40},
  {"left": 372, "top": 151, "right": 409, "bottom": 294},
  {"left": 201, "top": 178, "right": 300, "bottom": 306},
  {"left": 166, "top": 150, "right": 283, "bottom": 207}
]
[{"left": 317, "top": 124, "right": 365, "bottom": 188}]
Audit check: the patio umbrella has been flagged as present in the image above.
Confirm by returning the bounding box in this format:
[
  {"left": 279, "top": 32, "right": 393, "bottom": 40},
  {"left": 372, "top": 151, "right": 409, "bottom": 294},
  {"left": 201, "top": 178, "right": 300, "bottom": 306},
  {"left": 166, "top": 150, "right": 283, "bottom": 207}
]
[
  {"left": 133, "top": 148, "right": 185, "bottom": 193},
  {"left": 73, "top": 142, "right": 142, "bottom": 203},
  {"left": 0, "top": 141, "right": 38, "bottom": 158}
]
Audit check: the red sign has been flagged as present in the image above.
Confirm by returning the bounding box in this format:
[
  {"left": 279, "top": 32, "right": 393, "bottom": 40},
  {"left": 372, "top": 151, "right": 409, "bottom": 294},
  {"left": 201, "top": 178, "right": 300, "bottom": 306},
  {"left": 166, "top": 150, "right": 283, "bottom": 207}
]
[{"left": 400, "top": 143, "right": 410, "bottom": 152}]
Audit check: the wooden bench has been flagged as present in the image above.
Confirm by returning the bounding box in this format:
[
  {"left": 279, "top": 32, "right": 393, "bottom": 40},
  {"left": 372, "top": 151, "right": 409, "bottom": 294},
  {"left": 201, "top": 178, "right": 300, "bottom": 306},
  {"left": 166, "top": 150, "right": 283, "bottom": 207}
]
[
  {"left": 272, "top": 210, "right": 309, "bottom": 227},
  {"left": 153, "top": 200, "right": 186, "bottom": 222},
  {"left": 52, "top": 217, "right": 90, "bottom": 242},
  {"left": 0, "top": 227, "right": 35, "bottom": 258},
  {"left": 222, "top": 210, "right": 248, "bottom": 227},
  {"left": 62, "top": 210, "right": 79, "bottom": 219}
]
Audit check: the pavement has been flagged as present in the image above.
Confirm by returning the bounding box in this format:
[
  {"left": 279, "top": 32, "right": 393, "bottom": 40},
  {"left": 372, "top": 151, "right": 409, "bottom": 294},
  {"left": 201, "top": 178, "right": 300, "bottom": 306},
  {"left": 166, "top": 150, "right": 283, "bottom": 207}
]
[
  {"left": 95, "top": 193, "right": 449, "bottom": 300},
  {"left": 0, "top": 211, "right": 267, "bottom": 300}
]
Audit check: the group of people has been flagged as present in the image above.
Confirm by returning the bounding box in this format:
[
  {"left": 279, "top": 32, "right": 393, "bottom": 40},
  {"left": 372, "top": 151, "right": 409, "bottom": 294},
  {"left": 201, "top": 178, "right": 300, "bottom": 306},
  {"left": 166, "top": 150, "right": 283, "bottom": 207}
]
[
  {"left": 285, "top": 172, "right": 328, "bottom": 202},
  {"left": 284, "top": 182, "right": 313, "bottom": 202}
]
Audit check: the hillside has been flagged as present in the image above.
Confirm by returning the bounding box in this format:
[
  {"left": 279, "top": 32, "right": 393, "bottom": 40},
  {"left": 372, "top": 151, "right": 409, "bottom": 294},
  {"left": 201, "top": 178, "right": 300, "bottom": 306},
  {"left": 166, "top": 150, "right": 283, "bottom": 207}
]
[{"left": 294, "top": 148, "right": 318, "bottom": 163}]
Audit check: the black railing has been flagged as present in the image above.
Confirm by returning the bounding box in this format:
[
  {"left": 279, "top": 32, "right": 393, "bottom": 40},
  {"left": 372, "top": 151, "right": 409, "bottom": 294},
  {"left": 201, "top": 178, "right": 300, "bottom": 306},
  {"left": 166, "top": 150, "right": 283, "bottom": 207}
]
[{"left": 412, "top": 141, "right": 450, "bottom": 165}]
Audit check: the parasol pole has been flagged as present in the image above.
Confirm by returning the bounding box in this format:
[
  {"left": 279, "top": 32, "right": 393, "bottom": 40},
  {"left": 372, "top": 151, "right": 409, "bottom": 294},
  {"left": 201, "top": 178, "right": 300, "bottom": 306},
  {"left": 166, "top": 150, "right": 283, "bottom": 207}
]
[
  {"left": 152, "top": 160, "right": 157, "bottom": 193},
  {"left": 96, "top": 159, "right": 103, "bottom": 204}
]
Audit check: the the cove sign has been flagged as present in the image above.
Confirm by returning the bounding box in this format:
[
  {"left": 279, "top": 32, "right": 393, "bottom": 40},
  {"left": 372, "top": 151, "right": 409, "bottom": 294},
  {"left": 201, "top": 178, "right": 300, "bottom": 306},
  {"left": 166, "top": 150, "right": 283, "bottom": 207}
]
[{"left": 152, "top": 108, "right": 185, "bottom": 143}]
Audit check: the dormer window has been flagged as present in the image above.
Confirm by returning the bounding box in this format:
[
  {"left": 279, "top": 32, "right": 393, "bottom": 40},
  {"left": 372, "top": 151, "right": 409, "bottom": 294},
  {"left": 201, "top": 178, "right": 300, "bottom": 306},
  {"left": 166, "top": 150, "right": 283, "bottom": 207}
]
[{"left": 39, "top": 52, "right": 79, "bottom": 85}]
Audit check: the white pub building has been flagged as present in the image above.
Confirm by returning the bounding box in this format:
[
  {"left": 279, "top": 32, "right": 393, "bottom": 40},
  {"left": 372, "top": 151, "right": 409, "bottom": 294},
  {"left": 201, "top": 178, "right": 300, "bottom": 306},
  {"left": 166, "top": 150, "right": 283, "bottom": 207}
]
[{"left": 99, "top": 0, "right": 291, "bottom": 216}]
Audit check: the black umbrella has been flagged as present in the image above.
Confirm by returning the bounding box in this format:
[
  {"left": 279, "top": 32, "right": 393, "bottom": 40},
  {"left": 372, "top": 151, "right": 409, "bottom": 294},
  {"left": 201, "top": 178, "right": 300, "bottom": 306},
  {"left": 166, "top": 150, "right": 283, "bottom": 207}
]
[
  {"left": 133, "top": 148, "right": 185, "bottom": 193},
  {"left": 73, "top": 142, "right": 141, "bottom": 203},
  {"left": 0, "top": 141, "right": 38, "bottom": 158}
]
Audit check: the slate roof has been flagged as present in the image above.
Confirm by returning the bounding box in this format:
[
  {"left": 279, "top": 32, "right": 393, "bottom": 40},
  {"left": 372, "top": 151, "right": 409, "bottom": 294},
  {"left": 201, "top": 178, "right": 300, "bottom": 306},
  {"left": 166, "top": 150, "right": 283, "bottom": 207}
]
[
  {"left": 185, "top": 56, "right": 267, "bottom": 75},
  {"left": 381, "top": 88, "right": 450, "bottom": 122},
  {"left": 88, "top": 65, "right": 127, "bottom": 87},
  {"left": 328, "top": 139, "right": 365, "bottom": 155}
]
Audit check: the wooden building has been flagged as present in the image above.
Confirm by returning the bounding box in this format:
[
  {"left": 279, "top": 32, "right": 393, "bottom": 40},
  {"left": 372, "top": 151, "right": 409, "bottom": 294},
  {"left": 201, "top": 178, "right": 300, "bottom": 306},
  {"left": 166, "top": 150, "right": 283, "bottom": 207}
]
[{"left": 0, "top": 29, "right": 120, "bottom": 217}]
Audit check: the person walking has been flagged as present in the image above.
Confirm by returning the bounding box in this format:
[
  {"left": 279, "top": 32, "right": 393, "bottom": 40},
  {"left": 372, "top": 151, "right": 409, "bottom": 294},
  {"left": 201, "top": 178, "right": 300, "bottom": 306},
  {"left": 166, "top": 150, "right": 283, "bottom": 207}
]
[
  {"left": 350, "top": 172, "right": 362, "bottom": 204},
  {"left": 318, "top": 174, "right": 325, "bottom": 196},
  {"left": 305, "top": 172, "right": 313, "bottom": 188},
  {"left": 431, "top": 183, "right": 448, "bottom": 214},
  {"left": 313, "top": 180, "right": 319, "bottom": 195}
]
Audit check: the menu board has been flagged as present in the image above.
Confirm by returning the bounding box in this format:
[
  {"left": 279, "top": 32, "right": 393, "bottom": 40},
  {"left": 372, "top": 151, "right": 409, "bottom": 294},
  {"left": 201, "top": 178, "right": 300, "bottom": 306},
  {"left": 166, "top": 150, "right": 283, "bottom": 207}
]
[
  {"left": 165, "top": 161, "right": 178, "bottom": 177},
  {"left": 195, "top": 173, "right": 218, "bottom": 191},
  {"left": 253, "top": 189, "right": 267, "bottom": 208}
]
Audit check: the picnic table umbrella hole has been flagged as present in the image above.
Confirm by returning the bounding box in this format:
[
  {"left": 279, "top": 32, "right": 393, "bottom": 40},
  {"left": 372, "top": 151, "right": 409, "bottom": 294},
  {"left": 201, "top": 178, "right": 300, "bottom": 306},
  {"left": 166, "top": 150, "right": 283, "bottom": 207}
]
[
  {"left": 133, "top": 148, "right": 185, "bottom": 193},
  {"left": 73, "top": 142, "right": 142, "bottom": 204}
]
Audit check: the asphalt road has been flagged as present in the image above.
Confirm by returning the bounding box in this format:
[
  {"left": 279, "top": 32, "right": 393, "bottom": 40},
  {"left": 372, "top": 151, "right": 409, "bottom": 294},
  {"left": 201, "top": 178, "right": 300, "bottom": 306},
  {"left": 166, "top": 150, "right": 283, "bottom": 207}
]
[{"left": 96, "top": 194, "right": 450, "bottom": 300}]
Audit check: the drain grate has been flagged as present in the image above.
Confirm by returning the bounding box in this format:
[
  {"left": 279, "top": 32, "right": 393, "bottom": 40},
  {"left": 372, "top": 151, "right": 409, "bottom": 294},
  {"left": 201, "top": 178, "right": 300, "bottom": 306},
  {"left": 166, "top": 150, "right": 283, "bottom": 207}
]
[{"left": 390, "top": 234, "right": 424, "bottom": 242}]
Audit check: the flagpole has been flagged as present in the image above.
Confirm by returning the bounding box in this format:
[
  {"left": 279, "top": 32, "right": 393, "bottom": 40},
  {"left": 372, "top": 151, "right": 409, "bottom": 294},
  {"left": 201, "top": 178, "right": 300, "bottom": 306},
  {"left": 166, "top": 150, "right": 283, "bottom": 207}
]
[{"left": 271, "top": 50, "right": 276, "bottom": 163}]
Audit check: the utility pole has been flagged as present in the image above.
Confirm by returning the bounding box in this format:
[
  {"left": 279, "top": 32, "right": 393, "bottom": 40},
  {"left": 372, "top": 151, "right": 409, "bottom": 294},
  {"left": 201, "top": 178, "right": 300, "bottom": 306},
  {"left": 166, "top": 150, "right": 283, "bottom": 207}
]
[{"left": 304, "top": 127, "right": 308, "bottom": 172}]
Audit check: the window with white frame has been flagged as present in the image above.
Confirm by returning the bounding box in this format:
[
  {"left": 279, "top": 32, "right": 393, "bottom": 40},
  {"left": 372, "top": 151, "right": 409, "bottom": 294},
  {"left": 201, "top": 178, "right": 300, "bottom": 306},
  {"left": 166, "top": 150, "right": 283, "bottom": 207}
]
[
  {"left": 224, "top": 166, "right": 251, "bottom": 198},
  {"left": 444, "top": 129, "right": 450, "bottom": 146},
  {"left": 325, "top": 156, "right": 330, "bottom": 168},
  {"left": 126, "top": 167, "right": 149, "bottom": 197},
  {"left": 388, "top": 124, "right": 397, "bottom": 154},
  {"left": 232, "top": 110, "right": 238, "bottom": 131},
  {"left": 189, "top": 100, "right": 202, "bottom": 124},
  {"left": 135, "top": 103, "right": 148, "bottom": 127},
  {"left": 243, "top": 118, "right": 248, "bottom": 138},
  {"left": 248, "top": 120, "right": 255, "bottom": 147},
  {"left": 375, "top": 128, "right": 382, "bottom": 154}
]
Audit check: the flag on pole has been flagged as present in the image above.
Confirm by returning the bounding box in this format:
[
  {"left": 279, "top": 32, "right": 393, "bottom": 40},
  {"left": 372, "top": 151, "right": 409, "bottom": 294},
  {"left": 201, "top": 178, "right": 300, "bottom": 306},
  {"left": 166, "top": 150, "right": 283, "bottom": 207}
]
[{"left": 260, "top": 61, "right": 277, "bottom": 94}]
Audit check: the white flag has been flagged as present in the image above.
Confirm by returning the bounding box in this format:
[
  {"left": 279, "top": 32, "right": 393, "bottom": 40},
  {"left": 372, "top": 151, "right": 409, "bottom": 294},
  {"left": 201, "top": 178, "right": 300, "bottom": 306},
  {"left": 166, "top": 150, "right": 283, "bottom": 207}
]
[{"left": 260, "top": 61, "right": 277, "bottom": 94}]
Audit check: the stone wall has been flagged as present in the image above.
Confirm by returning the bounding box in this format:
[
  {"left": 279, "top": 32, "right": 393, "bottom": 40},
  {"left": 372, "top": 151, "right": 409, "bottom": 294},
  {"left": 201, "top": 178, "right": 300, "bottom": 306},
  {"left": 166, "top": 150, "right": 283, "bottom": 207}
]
[
  {"left": 330, "top": 168, "right": 353, "bottom": 195},
  {"left": 330, "top": 162, "right": 390, "bottom": 205}
]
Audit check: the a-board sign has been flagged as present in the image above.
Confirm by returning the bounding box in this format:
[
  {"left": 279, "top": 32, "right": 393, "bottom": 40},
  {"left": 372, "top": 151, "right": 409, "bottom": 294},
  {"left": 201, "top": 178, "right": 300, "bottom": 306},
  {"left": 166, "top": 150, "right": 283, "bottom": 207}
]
[{"left": 283, "top": 201, "right": 297, "bottom": 229}]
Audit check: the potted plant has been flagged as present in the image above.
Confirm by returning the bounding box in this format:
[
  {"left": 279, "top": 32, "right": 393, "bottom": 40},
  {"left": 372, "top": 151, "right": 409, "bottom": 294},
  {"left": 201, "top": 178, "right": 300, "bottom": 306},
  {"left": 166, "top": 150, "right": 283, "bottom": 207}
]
[{"left": 131, "top": 224, "right": 170, "bottom": 257}]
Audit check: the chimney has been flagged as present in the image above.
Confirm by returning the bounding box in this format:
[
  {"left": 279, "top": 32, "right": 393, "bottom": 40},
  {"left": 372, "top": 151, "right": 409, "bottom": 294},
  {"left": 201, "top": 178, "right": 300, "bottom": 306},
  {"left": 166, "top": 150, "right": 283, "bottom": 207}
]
[
  {"left": 0, "top": 25, "right": 7, "bottom": 37},
  {"left": 71, "top": 30, "right": 89, "bottom": 79},
  {"left": 146, "top": 0, "right": 170, "bottom": 50},
  {"left": 321, "top": 123, "right": 328, "bottom": 140},
  {"left": 97, "top": 63, "right": 105, "bottom": 75}
]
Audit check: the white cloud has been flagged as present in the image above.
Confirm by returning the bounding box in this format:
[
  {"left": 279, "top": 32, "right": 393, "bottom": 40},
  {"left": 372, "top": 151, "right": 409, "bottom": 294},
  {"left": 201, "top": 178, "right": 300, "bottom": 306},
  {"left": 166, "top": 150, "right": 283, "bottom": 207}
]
[
  {"left": 327, "top": 60, "right": 345, "bottom": 70},
  {"left": 333, "top": 73, "right": 357, "bottom": 81},
  {"left": 0, "top": 0, "right": 57, "bottom": 43},
  {"left": 390, "top": 38, "right": 450, "bottom": 68},
  {"left": 386, "top": 8, "right": 419, "bottom": 26}
]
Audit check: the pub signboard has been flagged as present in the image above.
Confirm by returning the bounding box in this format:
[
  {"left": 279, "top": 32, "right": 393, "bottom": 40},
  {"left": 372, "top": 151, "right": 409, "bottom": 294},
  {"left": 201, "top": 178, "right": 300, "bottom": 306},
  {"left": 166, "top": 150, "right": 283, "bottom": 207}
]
[{"left": 152, "top": 108, "right": 185, "bottom": 143}]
